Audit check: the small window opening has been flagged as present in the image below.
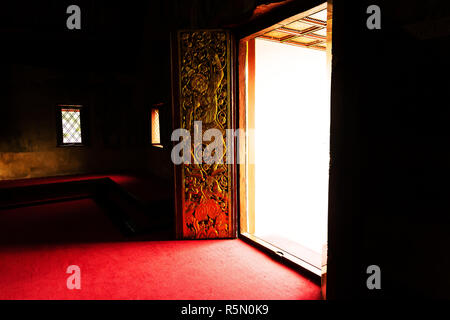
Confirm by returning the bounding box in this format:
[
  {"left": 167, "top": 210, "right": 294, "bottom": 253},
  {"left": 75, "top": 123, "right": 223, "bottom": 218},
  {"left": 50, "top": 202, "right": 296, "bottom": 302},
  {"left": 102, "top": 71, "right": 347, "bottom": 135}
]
[
  {"left": 57, "top": 105, "right": 86, "bottom": 146},
  {"left": 62, "top": 108, "right": 82, "bottom": 143},
  {"left": 151, "top": 105, "right": 163, "bottom": 148}
]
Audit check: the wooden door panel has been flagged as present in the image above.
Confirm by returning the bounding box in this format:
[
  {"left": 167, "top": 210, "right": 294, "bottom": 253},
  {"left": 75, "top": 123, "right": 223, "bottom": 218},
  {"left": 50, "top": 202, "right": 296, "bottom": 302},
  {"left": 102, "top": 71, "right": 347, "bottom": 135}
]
[{"left": 172, "top": 30, "right": 236, "bottom": 239}]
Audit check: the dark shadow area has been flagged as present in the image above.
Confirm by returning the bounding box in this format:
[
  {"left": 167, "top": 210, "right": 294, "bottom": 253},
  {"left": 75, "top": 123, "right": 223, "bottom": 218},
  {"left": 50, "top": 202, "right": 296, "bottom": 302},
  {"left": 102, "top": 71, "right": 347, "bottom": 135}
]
[
  {"left": 0, "top": 176, "right": 175, "bottom": 246},
  {"left": 326, "top": 0, "right": 450, "bottom": 299}
]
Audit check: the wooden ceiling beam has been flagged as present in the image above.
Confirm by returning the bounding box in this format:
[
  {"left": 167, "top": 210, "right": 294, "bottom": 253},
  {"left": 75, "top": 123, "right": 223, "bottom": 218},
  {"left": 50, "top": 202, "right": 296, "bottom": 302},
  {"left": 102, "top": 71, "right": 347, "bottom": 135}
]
[
  {"left": 276, "top": 26, "right": 327, "bottom": 41},
  {"left": 299, "top": 17, "right": 327, "bottom": 27},
  {"left": 282, "top": 39, "right": 325, "bottom": 51},
  {"left": 279, "top": 34, "right": 297, "bottom": 41},
  {"left": 255, "top": 8, "right": 328, "bottom": 52},
  {"left": 277, "top": 26, "right": 320, "bottom": 36},
  {"left": 305, "top": 39, "right": 324, "bottom": 47},
  {"left": 258, "top": 35, "right": 325, "bottom": 51}
]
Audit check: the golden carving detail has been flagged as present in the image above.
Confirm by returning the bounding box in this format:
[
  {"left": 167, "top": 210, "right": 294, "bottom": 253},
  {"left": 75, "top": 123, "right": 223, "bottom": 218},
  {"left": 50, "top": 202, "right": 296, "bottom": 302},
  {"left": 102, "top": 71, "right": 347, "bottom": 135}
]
[{"left": 178, "top": 30, "right": 232, "bottom": 239}]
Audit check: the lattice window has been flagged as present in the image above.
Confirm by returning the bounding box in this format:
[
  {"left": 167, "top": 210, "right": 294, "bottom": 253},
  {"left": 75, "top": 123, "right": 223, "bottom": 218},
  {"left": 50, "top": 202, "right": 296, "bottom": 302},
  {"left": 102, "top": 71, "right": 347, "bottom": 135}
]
[{"left": 61, "top": 108, "right": 82, "bottom": 144}]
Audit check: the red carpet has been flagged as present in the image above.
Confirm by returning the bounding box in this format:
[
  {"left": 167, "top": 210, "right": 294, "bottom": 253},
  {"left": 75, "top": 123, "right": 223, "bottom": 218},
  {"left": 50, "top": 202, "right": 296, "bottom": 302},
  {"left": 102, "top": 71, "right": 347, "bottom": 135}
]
[{"left": 0, "top": 177, "right": 321, "bottom": 300}]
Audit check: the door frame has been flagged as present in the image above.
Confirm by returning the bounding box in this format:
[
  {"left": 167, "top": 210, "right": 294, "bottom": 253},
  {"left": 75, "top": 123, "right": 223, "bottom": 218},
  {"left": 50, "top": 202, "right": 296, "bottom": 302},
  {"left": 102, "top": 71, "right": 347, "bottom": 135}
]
[{"left": 232, "top": 0, "right": 332, "bottom": 296}]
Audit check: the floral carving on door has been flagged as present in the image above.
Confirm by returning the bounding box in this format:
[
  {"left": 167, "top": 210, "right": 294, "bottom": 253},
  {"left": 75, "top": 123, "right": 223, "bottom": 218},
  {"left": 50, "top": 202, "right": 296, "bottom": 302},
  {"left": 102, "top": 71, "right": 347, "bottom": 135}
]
[{"left": 175, "top": 30, "right": 234, "bottom": 239}]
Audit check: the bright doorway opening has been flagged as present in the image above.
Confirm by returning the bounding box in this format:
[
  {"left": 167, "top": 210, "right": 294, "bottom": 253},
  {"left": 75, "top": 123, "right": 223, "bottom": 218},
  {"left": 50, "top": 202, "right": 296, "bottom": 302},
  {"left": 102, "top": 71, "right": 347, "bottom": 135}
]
[{"left": 240, "top": 3, "right": 331, "bottom": 276}]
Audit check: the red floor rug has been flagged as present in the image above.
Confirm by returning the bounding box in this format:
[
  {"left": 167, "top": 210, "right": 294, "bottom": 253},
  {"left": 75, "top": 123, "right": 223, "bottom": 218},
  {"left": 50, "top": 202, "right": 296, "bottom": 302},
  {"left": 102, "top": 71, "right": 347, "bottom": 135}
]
[{"left": 0, "top": 196, "right": 321, "bottom": 300}]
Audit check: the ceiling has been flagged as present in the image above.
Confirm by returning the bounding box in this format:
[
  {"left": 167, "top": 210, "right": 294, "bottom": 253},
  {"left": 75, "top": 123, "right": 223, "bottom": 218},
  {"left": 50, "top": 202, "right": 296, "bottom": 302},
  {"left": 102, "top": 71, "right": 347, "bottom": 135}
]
[{"left": 257, "top": 8, "right": 327, "bottom": 51}]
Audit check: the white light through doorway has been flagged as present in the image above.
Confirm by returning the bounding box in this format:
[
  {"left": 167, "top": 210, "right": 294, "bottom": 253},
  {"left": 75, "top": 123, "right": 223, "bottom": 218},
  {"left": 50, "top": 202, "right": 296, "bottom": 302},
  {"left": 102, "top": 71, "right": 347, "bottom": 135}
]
[{"left": 254, "top": 38, "right": 329, "bottom": 257}]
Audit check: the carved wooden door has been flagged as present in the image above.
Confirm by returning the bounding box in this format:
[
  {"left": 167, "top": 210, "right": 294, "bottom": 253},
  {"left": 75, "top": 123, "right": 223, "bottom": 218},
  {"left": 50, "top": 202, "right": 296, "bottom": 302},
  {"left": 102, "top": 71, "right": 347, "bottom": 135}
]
[{"left": 171, "top": 30, "right": 237, "bottom": 239}]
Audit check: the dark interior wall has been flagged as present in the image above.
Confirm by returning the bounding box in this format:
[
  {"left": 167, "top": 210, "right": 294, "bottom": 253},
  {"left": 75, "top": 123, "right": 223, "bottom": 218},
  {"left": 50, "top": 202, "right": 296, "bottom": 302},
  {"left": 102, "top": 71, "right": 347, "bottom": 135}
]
[
  {"left": 0, "top": 0, "right": 261, "bottom": 181},
  {"left": 0, "top": 63, "right": 149, "bottom": 179},
  {"left": 0, "top": 1, "right": 157, "bottom": 180},
  {"left": 328, "top": 0, "right": 450, "bottom": 299}
]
